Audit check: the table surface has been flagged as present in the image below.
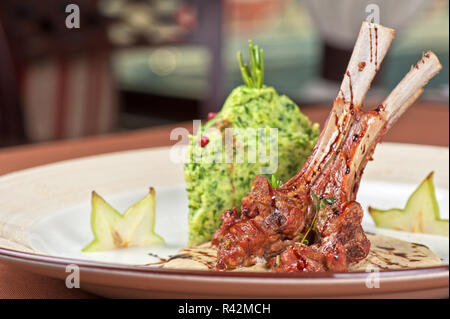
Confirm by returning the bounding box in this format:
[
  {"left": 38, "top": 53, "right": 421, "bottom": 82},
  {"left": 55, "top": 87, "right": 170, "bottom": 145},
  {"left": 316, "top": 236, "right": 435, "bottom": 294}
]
[{"left": 0, "top": 102, "right": 448, "bottom": 298}]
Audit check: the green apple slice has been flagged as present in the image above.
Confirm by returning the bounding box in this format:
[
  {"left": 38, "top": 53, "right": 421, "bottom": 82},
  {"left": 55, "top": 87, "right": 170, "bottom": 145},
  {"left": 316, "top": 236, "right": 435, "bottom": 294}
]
[
  {"left": 369, "top": 172, "right": 449, "bottom": 236},
  {"left": 82, "top": 188, "right": 165, "bottom": 252}
]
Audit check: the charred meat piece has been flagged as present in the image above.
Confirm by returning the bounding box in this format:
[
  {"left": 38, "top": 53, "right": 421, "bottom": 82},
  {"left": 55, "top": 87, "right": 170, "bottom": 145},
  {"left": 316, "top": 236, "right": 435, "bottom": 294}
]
[{"left": 212, "top": 21, "right": 442, "bottom": 272}]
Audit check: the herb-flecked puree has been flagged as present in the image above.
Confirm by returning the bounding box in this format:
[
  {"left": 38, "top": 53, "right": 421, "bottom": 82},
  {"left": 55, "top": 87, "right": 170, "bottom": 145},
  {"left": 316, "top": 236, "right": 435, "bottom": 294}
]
[{"left": 185, "top": 85, "right": 319, "bottom": 245}]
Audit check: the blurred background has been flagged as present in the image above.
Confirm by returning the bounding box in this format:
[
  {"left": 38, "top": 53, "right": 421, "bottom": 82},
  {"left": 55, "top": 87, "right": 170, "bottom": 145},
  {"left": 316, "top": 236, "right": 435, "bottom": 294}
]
[{"left": 0, "top": 0, "right": 448, "bottom": 148}]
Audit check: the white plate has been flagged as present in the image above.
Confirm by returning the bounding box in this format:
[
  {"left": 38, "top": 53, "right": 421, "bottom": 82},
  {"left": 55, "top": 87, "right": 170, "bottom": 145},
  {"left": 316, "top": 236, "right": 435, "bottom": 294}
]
[{"left": 0, "top": 143, "right": 448, "bottom": 298}]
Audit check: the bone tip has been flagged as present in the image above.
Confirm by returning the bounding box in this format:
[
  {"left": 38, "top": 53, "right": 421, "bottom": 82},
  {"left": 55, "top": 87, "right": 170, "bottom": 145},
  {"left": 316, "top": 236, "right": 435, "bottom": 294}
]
[
  {"left": 423, "top": 50, "right": 442, "bottom": 68},
  {"left": 411, "top": 50, "right": 442, "bottom": 72}
]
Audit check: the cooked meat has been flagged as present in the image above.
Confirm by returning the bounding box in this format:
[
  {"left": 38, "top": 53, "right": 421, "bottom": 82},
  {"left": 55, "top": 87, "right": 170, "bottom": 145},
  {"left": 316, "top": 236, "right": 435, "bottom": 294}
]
[{"left": 212, "top": 21, "right": 442, "bottom": 272}]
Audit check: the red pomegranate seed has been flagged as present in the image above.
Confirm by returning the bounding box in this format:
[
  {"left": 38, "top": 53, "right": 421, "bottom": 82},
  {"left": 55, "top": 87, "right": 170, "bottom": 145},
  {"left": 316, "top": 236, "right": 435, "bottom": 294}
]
[
  {"left": 207, "top": 112, "right": 218, "bottom": 120},
  {"left": 199, "top": 136, "right": 209, "bottom": 147}
]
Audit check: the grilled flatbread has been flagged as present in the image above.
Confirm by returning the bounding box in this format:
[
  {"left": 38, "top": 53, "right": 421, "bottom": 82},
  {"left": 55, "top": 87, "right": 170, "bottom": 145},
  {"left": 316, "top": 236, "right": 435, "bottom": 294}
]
[
  {"left": 348, "top": 234, "right": 442, "bottom": 271},
  {"left": 161, "top": 234, "right": 442, "bottom": 272}
]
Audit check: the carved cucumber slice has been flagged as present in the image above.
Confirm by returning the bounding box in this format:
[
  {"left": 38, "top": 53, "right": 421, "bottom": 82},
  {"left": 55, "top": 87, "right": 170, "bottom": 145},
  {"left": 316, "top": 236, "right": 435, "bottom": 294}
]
[
  {"left": 369, "top": 172, "right": 449, "bottom": 236},
  {"left": 82, "top": 188, "right": 164, "bottom": 252}
]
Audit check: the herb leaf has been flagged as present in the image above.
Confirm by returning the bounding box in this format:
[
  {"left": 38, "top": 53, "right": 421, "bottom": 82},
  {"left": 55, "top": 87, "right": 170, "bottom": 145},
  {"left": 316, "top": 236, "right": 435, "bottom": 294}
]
[
  {"left": 270, "top": 175, "right": 283, "bottom": 188},
  {"left": 238, "top": 40, "right": 264, "bottom": 89},
  {"left": 297, "top": 233, "right": 309, "bottom": 246},
  {"left": 320, "top": 196, "right": 336, "bottom": 209},
  {"left": 299, "top": 191, "right": 336, "bottom": 246},
  {"left": 275, "top": 255, "right": 281, "bottom": 267}
]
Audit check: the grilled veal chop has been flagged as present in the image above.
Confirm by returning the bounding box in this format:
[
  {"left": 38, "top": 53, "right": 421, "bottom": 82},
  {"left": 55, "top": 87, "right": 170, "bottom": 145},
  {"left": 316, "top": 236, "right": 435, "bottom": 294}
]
[{"left": 212, "top": 22, "right": 442, "bottom": 272}]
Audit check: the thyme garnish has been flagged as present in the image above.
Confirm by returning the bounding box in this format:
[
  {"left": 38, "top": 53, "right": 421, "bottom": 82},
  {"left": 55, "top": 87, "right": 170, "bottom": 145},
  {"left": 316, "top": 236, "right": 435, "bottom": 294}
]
[
  {"left": 238, "top": 40, "right": 264, "bottom": 89},
  {"left": 270, "top": 175, "right": 283, "bottom": 188},
  {"left": 275, "top": 255, "right": 281, "bottom": 267},
  {"left": 297, "top": 233, "right": 309, "bottom": 246},
  {"left": 299, "top": 191, "right": 336, "bottom": 246}
]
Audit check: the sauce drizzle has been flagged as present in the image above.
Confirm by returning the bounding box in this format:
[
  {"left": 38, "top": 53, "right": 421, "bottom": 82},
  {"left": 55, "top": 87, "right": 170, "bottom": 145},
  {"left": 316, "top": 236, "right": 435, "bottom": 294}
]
[
  {"left": 374, "top": 27, "right": 378, "bottom": 69},
  {"left": 369, "top": 27, "right": 373, "bottom": 63}
]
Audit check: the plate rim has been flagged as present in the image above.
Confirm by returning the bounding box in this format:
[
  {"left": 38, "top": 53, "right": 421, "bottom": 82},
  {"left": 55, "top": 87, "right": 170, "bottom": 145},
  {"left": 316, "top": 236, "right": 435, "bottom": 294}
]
[{"left": 0, "top": 245, "right": 448, "bottom": 280}]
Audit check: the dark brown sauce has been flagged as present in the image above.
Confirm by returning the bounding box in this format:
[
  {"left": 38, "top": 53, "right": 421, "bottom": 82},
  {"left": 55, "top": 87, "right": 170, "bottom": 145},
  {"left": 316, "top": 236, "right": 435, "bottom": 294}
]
[
  {"left": 145, "top": 252, "right": 169, "bottom": 265},
  {"left": 393, "top": 252, "right": 408, "bottom": 259},
  {"left": 197, "top": 251, "right": 216, "bottom": 258},
  {"left": 378, "top": 255, "right": 400, "bottom": 266},
  {"left": 334, "top": 112, "right": 339, "bottom": 127},
  {"left": 166, "top": 253, "right": 192, "bottom": 262},
  {"left": 374, "top": 27, "right": 378, "bottom": 69},
  {"left": 371, "top": 264, "right": 391, "bottom": 270},
  {"left": 346, "top": 71, "right": 354, "bottom": 107},
  {"left": 358, "top": 61, "right": 366, "bottom": 72},
  {"left": 148, "top": 252, "right": 167, "bottom": 262},
  {"left": 376, "top": 246, "right": 395, "bottom": 251},
  {"left": 375, "top": 104, "right": 385, "bottom": 114},
  {"left": 161, "top": 251, "right": 217, "bottom": 270},
  {"left": 369, "top": 27, "right": 373, "bottom": 63}
]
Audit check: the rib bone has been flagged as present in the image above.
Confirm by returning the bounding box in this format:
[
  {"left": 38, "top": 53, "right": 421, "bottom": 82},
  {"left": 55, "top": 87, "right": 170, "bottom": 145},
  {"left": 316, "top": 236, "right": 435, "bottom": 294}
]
[
  {"left": 384, "top": 51, "right": 442, "bottom": 130},
  {"left": 212, "top": 22, "right": 442, "bottom": 272},
  {"left": 348, "top": 51, "right": 442, "bottom": 198},
  {"left": 291, "top": 22, "right": 396, "bottom": 190},
  {"left": 338, "top": 21, "right": 396, "bottom": 106}
]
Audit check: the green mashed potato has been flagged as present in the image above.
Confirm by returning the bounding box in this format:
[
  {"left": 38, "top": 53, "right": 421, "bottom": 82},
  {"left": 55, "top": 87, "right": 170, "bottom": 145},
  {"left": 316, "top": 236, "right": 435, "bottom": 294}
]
[{"left": 184, "top": 85, "right": 319, "bottom": 246}]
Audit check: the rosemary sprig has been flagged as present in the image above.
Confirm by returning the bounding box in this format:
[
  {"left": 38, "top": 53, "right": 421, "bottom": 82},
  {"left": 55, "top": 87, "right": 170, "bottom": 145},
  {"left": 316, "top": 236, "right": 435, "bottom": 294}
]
[
  {"left": 238, "top": 40, "right": 264, "bottom": 88},
  {"left": 299, "top": 191, "right": 336, "bottom": 246},
  {"left": 297, "top": 233, "right": 309, "bottom": 246}
]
